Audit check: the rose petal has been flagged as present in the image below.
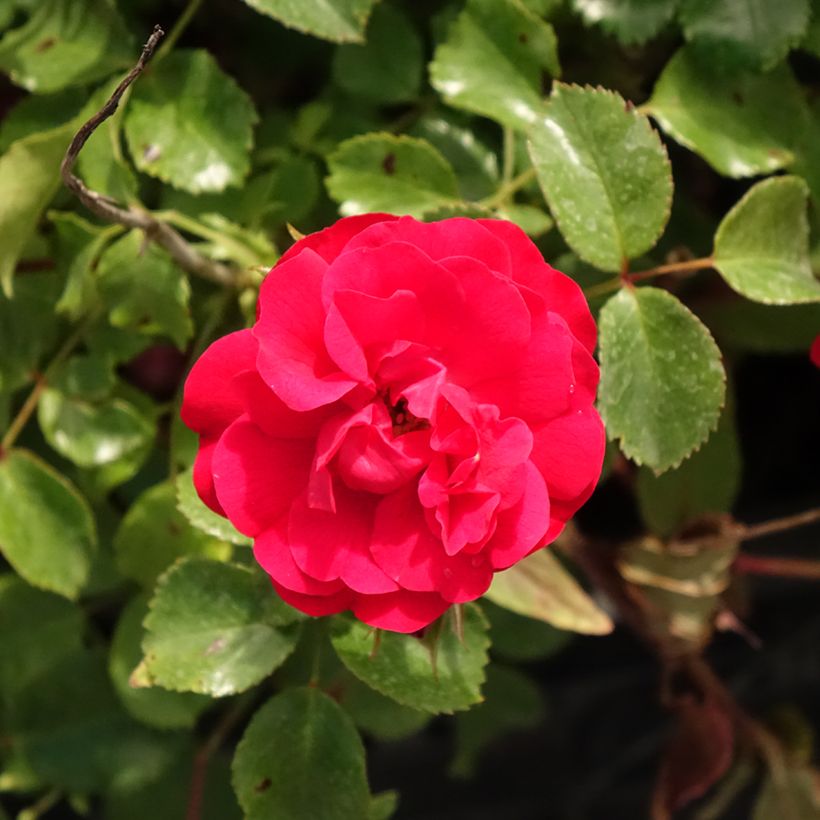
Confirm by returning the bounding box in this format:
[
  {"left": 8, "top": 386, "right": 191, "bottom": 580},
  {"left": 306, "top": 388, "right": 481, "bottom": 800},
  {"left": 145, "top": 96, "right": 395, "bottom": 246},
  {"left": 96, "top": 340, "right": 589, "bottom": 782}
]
[
  {"left": 271, "top": 581, "right": 354, "bottom": 617},
  {"left": 321, "top": 242, "right": 464, "bottom": 348},
  {"left": 192, "top": 437, "right": 223, "bottom": 514},
  {"left": 531, "top": 406, "right": 605, "bottom": 502},
  {"left": 486, "top": 462, "right": 551, "bottom": 569},
  {"left": 346, "top": 216, "right": 512, "bottom": 276},
  {"left": 278, "top": 213, "right": 398, "bottom": 266},
  {"left": 255, "top": 248, "right": 358, "bottom": 411},
  {"left": 477, "top": 218, "right": 597, "bottom": 353},
  {"left": 212, "top": 417, "right": 312, "bottom": 537},
  {"left": 180, "top": 329, "right": 257, "bottom": 436},
  {"left": 289, "top": 490, "right": 399, "bottom": 594},
  {"left": 352, "top": 588, "right": 450, "bottom": 633},
  {"left": 255, "top": 522, "right": 347, "bottom": 595}
]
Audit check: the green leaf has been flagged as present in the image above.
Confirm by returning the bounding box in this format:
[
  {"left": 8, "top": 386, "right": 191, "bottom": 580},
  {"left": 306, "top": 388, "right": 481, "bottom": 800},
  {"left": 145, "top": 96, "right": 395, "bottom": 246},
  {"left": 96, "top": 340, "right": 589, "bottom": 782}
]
[
  {"left": 0, "top": 576, "right": 85, "bottom": 712},
  {"left": 97, "top": 231, "right": 193, "bottom": 348},
  {"left": 570, "top": 0, "right": 678, "bottom": 45},
  {"left": 124, "top": 49, "right": 257, "bottom": 194},
  {"left": 0, "top": 449, "right": 96, "bottom": 599},
  {"left": 326, "top": 133, "right": 460, "bottom": 217},
  {"left": 450, "top": 665, "right": 544, "bottom": 777},
  {"left": 637, "top": 406, "right": 740, "bottom": 537},
  {"left": 0, "top": 0, "right": 133, "bottom": 93},
  {"left": 330, "top": 606, "right": 489, "bottom": 714},
  {"left": 597, "top": 286, "right": 726, "bottom": 472},
  {"left": 332, "top": 3, "right": 423, "bottom": 104},
  {"left": 713, "top": 176, "right": 820, "bottom": 305},
  {"left": 38, "top": 387, "right": 153, "bottom": 468},
  {"left": 0, "top": 272, "right": 61, "bottom": 393},
  {"left": 483, "top": 600, "right": 572, "bottom": 661},
  {"left": 429, "top": 0, "right": 560, "bottom": 131},
  {"left": 109, "top": 594, "right": 209, "bottom": 730},
  {"left": 803, "top": 0, "right": 820, "bottom": 57},
  {"left": 141, "top": 558, "right": 301, "bottom": 696},
  {"left": 0, "top": 124, "right": 73, "bottom": 297},
  {"left": 495, "top": 203, "right": 553, "bottom": 237},
  {"left": 239, "top": 0, "right": 380, "bottom": 42},
  {"left": 409, "top": 114, "right": 499, "bottom": 201},
  {"left": 114, "top": 482, "right": 231, "bottom": 588},
  {"left": 7, "top": 647, "right": 178, "bottom": 793},
  {"left": 528, "top": 84, "right": 672, "bottom": 271},
  {"left": 0, "top": 89, "right": 83, "bottom": 152},
  {"left": 679, "top": 0, "right": 810, "bottom": 70},
  {"left": 232, "top": 688, "right": 371, "bottom": 820},
  {"left": 369, "top": 791, "right": 399, "bottom": 820},
  {"left": 485, "top": 548, "right": 613, "bottom": 634},
  {"left": 647, "top": 49, "right": 807, "bottom": 177},
  {"left": 339, "top": 675, "right": 430, "bottom": 741},
  {"left": 175, "top": 467, "right": 252, "bottom": 546}
]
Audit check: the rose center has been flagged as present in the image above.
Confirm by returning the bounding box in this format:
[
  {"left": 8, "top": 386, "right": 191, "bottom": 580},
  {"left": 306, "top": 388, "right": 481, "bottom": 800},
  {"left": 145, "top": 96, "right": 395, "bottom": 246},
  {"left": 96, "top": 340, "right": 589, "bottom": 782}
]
[{"left": 384, "top": 395, "right": 430, "bottom": 436}]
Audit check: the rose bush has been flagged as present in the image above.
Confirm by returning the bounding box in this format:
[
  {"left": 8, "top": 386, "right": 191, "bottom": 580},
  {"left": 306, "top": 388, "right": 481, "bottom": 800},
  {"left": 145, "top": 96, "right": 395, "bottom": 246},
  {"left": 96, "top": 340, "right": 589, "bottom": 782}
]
[{"left": 181, "top": 214, "right": 604, "bottom": 632}]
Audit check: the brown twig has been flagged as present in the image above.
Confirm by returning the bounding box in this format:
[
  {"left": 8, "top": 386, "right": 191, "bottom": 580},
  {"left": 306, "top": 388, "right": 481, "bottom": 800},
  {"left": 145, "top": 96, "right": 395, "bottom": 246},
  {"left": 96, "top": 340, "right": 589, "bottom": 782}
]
[
  {"left": 734, "top": 555, "right": 820, "bottom": 581},
  {"left": 186, "top": 693, "right": 257, "bottom": 820},
  {"left": 60, "top": 25, "right": 240, "bottom": 289}
]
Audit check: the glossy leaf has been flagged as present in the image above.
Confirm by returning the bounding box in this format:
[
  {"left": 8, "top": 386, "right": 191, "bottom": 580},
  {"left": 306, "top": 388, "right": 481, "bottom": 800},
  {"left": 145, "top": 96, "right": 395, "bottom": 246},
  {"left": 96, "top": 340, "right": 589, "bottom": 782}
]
[
  {"left": 114, "top": 482, "right": 231, "bottom": 588},
  {"left": 0, "top": 449, "right": 96, "bottom": 599},
  {"left": 648, "top": 49, "right": 807, "bottom": 177},
  {"left": 0, "top": 124, "right": 73, "bottom": 296},
  {"left": 109, "top": 594, "right": 209, "bottom": 729},
  {"left": 232, "top": 688, "right": 371, "bottom": 820},
  {"left": 332, "top": 3, "right": 423, "bottom": 104},
  {"left": 0, "top": 0, "right": 133, "bottom": 93},
  {"left": 637, "top": 407, "right": 741, "bottom": 537},
  {"left": 429, "top": 0, "right": 560, "bottom": 131},
  {"left": 175, "top": 467, "right": 251, "bottom": 546},
  {"left": 713, "top": 176, "right": 820, "bottom": 305},
  {"left": 7, "top": 647, "right": 177, "bottom": 793},
  {"left": 239, "top": 0, "right": 380, "bottom": 42},
  {"left": 598, "top": 287, "right": 726, "bottom": 472},
  {"left": 570, "top": 0, "right": 678, "bottom": 45},
  {"left": 330, "top": 606, "right": 489, "bottom": 714},
  {"left": 0, "top": 576, "right": 85, "bottom": 710},
  {"left": 141, "top": 559, "right": 302, "bottom": 696},
  {"left": 0, "top": 272, "right": 61, "bottom": 392},
  {"left": 409, "top": 114, "right": 499, "bottom": 201},
  {"left": 38, "top": 387, "right": 153, "bottom": 468},
  {"left": 339, "top": 675, "right": 430, "bottom": 741},
  {"left": 679, "top": 0, "right": 810, "bottom": 69},
  {"left": 326, "top": 133, "right": 460, "bottom": 216},
  {"left": 485, "top": 548, "right": 613, "bottom": 635},
  {"left": 529, "top": 84, "right": 672, "bottom": 271},
  {"left": 97, "top": 231, "right": 193, "bottom": 348},
  {"left": 124, "top": 50, "right": 257, "bottom": 194}
]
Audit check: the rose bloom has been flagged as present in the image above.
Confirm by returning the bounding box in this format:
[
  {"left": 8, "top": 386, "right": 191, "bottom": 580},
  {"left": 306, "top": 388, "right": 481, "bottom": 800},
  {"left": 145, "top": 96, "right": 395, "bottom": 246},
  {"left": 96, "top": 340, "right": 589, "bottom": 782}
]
[
  {"left": 811, "top": 334, "right": 820, "bottom": 368},
  {"left": 181, "top": 215, "right": 604, "bottom": 633}
]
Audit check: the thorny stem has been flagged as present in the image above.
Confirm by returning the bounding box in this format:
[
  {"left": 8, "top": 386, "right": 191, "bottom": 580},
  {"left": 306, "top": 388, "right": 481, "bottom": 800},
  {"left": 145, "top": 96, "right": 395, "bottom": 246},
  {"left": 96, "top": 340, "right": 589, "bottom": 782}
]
[
  {"left": 583, "top": 256, "right": 715, "bottom": 299},
  {"left": 156, "top": 0, "right": 203, "bottom": 59},
  {"left": 1, "top": 314, "right": 97, "bottom": 452},
  {"left": 185, "top": 693, "right": 258, "bottom": 820},
  {"left": 60, "top": 26, "right": 243, "bottom": 289},
  {"left": 479, "top": 167, "right": 537, "bottom": 210}
]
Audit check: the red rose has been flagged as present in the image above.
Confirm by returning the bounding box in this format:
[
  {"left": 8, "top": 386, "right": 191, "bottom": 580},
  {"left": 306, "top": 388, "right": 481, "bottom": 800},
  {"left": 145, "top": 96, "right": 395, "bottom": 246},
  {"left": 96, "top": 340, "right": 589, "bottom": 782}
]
[
  {"left": 181, "top": 215, "right": 604, "bottom": 632},
  {"left": 811, "top": 334, "right": 820, "bottom": 368}
]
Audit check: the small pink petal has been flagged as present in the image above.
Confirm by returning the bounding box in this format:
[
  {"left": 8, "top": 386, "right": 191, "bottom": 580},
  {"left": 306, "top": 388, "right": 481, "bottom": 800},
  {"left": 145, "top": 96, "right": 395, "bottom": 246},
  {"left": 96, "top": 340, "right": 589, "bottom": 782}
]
[
  {"left": 272, "top": 581, "right": 354, "bottom": 617},
  {"left": 192, "top": 437, "right": 223, "bottom": 514}
]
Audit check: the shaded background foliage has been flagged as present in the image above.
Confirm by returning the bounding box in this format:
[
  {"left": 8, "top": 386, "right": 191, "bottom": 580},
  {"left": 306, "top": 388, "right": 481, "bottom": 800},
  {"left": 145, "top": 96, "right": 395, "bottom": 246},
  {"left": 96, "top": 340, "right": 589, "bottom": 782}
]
[{"left": 0, "top": 0, "right": 819, "bottom": 818}]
